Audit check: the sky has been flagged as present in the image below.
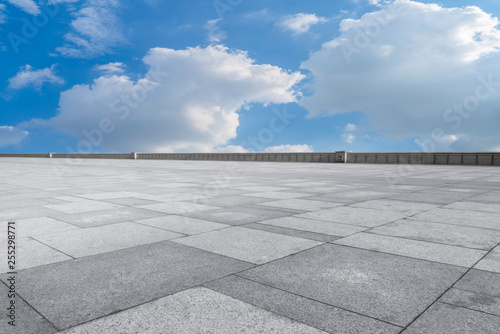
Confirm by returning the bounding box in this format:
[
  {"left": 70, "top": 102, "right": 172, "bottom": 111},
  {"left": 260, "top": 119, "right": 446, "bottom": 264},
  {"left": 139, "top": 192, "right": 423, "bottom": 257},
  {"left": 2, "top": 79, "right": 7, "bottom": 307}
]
[{"left": 1, "top": 0, "right": 500, "bottom": 154}]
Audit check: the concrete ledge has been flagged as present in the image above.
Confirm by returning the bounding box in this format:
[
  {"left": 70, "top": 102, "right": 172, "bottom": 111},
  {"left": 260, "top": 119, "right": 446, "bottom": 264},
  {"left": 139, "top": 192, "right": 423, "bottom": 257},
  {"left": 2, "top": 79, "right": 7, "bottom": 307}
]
[{"left": 1, "top": 152, "right": 499, "bottom": 166}]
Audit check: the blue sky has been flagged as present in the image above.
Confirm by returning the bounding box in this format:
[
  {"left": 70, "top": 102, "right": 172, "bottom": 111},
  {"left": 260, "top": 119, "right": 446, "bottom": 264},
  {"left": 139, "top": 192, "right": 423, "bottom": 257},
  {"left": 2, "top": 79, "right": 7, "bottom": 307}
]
[{"left": 1, "top": 0, "right": 500, "bottom": 153}]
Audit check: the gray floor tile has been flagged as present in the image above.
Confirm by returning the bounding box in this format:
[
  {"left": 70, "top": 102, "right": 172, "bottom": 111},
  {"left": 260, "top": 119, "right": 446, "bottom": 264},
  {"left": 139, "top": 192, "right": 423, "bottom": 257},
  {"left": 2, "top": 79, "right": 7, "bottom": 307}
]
[
  {"left": 369, "top": 219, "right": 500, "bottom": 250},
  {"left": 136, "top": 215, "right": 229, "bottom": 235},
  {"left": 173, "top": 226, "right": 322, "bottom": 264},
  {"left": 197, "top": 195, "right": 270, "bottom": 207},
  {"left": 137, "top": 202, "right": 220, "bottom": 214},
  {"left": 205, "top": 275, "right": 402, "bottom": 334},
  {"left": 34, "top": 222, "right": 183, "bottom": 257},
  {"left": 245, "top": 191, "right": 313, "bottom": 199},
  {"left": 440, "top": 288, "right": 500, "bottom": 316},
  {"left": 296, "top": 206, "right": 407, "bottom": 227},
  {"left": 3, "top": 241, "right": 252, "bottom": 329},
  {"left": 0, "top": 217, "right": 79, "bottom": 237},
  {"left": 335, "top": 233, "right": 487, "bottom": 267},
  {"left": 467, "top": 191, "right": 500, "bottom": 204},
  {"left": 386, "top": 191, "right": 473, "bottom": 204},
  {"left": 59, "top": 287, "right": 326, "bottom": 334},
  {"left": 256, "top": 199, "right": 343, "bottom": 211},
  {"left": 239, "top": 244, "right": 466, "bottom": 327},
  {"left": 186, "top": 205, "right": 298, "bottom": 225},
  {"left": 474, "top": 246, "right": 500, "bottom": 273},
  {"left": 453, "top": 269, "right": 500, "bottom": 298},
  {"left": 43, "top": 201, "right": 124, "bottom": 214},
  {"left": 102, "top": 197, "right": 163, "bottom": 206},
  {"left": 244, "top": 223, "right": 342, "bottom": 243},
  {"left": 0, "top": 281, "right": 57, "bottom": 334},
  {"left": 403, "top": 302, "right": 500, "bottom": 334},
  {"left": 48, "top": 207, "right": 167, "bottom": 228},
  {"left": 444, "top": 201, "right": 500, "bottom": 213},
  {"left": 351, "top": 199, "right": 440, "bottom": 215},
  {"left": 260, "top": 216, "right": 367, "bottom": 237},
  {"left": 1, "top": 238, "right": 72, "bottom": 273},
  {"left": 410, "top": 208, "right": 500, "bottom": 230}
]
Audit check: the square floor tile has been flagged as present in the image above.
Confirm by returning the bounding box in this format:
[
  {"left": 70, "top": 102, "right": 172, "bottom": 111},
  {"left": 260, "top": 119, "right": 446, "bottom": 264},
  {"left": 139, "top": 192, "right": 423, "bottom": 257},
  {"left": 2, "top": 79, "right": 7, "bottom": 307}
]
[
  {"left": 410, "top": 208, "right": 500, "bottom": 230},
  {"left": 239, "top": 244, "right": 466, "bottom": 326},
  {"left": 138, "top": 202, "right": 220, "bottom": 214},
  {"left": 334, "top": 233, "right": 486, "bottom": 267},
  {"left": 244, "top": 223, "right": 342, "bottom": 243},
  {"left": 0, "top": 282, "right": 57, "bottom": 334},
  {"left": 403, "top": 302, "right": 500, "bottom": 334},
  {"left": 48, "top": 207, "right": 166, "bottom": 228},
  {"left": 34, "top": 222, "right": 183, "bottom": 257},
  {"left": 102, "top": 197, "right": 162, "bottom": 206},
  {"left": 44, "top": 201, "right": 124, "bottom": 214},
  {"left": 173, "top": 226, "right": 322, "bottom": 264},
  {"left": 474, "top": 246, "right": 500, "bottom": 273},
  {"left": 369, "top": 219, "right": 500, "bottom": 250},
  {"left": 351, "top": 199, "right": 440, "bottom": 215},
  {"left": 454, "top": 269, "right": 500, "bottom": 298},
  {"left": 58, "top": 287, "right": 325, "bottom": 334},
  {"left": 198, "top": 195, "right": 270, "bottom": 207},
  {"left": 0, "top": 217, "right": 79, "bottom": 237},
  {"left": 444, "top": 201, "right": 500, "bottom": 213},
  {"left": 296, "top": 206, "right": 407, "bottom": 227},
  {"left": 440, "top": 288, "right": 500, "bottom": 316},
  {"left": 205, "top": 276, "right": 402, "bottom": 334},
  {"left": 186, "top": 205, "right": 298, "bottom": 225},
  {"left": 245, "top": 192, "right": 313, "bottom": 199},
  {"left": 136, "top": 215, "right": 229, "bottom": 235},
  {"left": 4, "top": 241, "right": 252, "bottom": 330},
  {"left": 1, "top": 238, "right": 72, "bottom": 273},
  {"left": 257, "top": 199, "right": 343, "bottom": 211},
  {"left": 260, "top": 216, "right": 366, "bottom": 237}
]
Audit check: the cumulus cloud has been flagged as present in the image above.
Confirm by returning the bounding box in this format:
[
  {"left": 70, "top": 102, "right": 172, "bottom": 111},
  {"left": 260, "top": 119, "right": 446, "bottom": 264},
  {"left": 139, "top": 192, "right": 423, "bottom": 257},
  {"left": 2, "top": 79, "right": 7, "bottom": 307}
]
[
  {"left": 56, "top": 0, "right": 125, "bottom": 58},
  {"left": 213, "top": 145, "right": 249, "bottom": 153},
  {"left": 8, "top": 65, "right": 65, "bottom": 90},
  {"left": 300, "top": 0, "right": 500, "bottom": 151},
  {"left": 6, "top": 0, "right": 40, "bottom": 15},
  {"left": 27, "top": 45, "right": 304, "bottom": 153},
  {"left": 95, "top": 62, "right": 126, "bottom": 75},
  {"left": 278, "top": 13, "right": 327, "bottom": 34},
  {"left": 204, "top": 19, "right": 227, "bottom": 43},
  {"left": 264, "top": 144, "right": 314, "bottom": 152},
  {"left": 342, "top": 123, "right": 357, "bottom": 144},
  {"left": 0, "top": 4, "right": 7, "bottom": 24},
  {"left": 0, "top": 126, "right": 29, "bottom": 147}
]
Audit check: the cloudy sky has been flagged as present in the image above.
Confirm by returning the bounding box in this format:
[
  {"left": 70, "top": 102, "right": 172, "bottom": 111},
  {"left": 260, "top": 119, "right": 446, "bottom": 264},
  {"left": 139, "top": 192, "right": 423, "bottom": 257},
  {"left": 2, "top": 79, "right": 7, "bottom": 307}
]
[{"left": 1, "top": 0, "right": 500, "bottom": 153}]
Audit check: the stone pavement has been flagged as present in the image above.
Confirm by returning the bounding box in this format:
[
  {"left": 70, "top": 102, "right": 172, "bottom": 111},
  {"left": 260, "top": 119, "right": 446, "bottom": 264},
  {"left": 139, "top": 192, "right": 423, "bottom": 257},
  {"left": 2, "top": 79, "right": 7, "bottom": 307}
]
[{"left": 0, "top": 157, "right": 499, "bottom": 333}]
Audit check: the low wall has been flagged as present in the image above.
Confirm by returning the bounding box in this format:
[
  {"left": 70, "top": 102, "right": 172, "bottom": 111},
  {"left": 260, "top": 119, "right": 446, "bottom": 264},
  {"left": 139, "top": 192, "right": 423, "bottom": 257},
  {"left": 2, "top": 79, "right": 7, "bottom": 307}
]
[
  {"left": 346, "top": 152, "right": 500, "bottom": 166},
  {"left": 0, "top": 151, "right": 499, "bottom": 166}
]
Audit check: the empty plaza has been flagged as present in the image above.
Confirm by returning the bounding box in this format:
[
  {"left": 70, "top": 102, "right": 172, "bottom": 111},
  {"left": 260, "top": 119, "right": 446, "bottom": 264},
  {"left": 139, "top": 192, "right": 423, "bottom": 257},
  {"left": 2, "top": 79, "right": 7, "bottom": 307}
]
[{"left": 1, "top": 157, "right": 500, "bottom": 333}]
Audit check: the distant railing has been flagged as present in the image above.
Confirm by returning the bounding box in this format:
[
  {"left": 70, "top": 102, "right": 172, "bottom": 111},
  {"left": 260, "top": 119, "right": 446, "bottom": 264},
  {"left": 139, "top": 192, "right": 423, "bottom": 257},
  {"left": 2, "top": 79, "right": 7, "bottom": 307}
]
[{"left": 0, "top": 151, "right": 499, "bottom": 166}]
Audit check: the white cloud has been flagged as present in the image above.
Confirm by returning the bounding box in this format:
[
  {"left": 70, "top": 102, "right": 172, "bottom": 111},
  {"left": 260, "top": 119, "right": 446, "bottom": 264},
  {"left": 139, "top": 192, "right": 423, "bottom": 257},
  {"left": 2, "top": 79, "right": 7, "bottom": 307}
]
[
  {"left": 6, "top": 0, "right": 40, "bottom": 15},
  {"left": 213, "top": 145, "right": 249, "bottom": 153},
  {"left": 0, "top": 4, "right": 7, "bottom": 24},
  {"left": 278, "top": 13, "right": 327, "bottom": 34},
  {"left": 8, "top": 65, "right": 65, "bottom": 90},
  {"left": 48, "top": 0, "right": 80, "bottom": 4},
  {"left": 56, "top": 0, "right": 125, "bottom": 58},
  {"left": 0, "top": 126, "right": 29, "bottom": 147},
  {"left": 264, "top": 144, "right": 313, "bottom": 152},
  {"left": 95, "top": 62, "right": 126, "bottom": 75},
  {"left": 204, "top": 19, "right": 227, "bottom": 43},
  {"left": 300, "top": 0, "right": 500, "bottom": 151},
  {"left": 344, "top": 123, "right": 356, "bottom": 131},
  {"left": 28, "top": 45, "right": 303, "bottom": 153}
]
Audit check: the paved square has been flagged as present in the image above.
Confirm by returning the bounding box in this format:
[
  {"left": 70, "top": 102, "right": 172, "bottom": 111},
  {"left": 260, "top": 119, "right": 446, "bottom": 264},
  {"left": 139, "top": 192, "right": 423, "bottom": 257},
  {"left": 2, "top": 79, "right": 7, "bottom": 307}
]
[{"left": 0, "top": 158, "right": 499, "bottom": 333}]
